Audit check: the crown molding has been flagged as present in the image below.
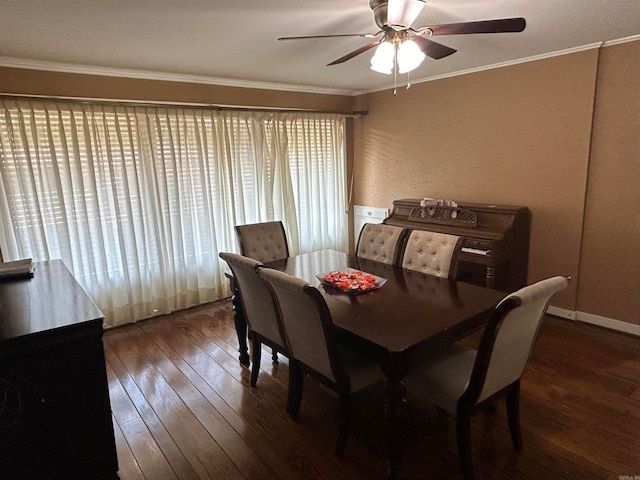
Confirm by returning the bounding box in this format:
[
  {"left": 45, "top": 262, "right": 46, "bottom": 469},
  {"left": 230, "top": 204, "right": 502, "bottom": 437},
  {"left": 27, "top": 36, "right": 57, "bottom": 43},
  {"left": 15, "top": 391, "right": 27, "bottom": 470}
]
[
  {"left": 0, "top": 56, "right": 354, "bottom": 97},
  {"left": 602, "top": 33, "right": 640, "bottom": 46},
  {"left": 355, "top": 42, "right": 607, "bottom": 95},
  {"left": 2, "top": 34, "right": 639, "bottom": 98}
]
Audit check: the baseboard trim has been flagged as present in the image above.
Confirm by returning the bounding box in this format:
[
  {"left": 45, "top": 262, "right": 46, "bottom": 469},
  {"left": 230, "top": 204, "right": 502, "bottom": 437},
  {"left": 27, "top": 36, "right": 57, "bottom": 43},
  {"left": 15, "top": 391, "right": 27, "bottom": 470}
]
[
  {"left": 547, "top": 306, "right": 577, "bottom": 320},
  {"left": 547, "top": 306, "right": 640, "bottom": 337}
]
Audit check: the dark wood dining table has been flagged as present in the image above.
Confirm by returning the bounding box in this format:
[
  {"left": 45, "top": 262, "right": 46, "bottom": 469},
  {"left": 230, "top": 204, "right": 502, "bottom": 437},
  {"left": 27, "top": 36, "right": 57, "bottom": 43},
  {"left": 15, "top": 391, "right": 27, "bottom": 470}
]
[{"left": 232, "top": 249, "right": 506, "bottom": 479}]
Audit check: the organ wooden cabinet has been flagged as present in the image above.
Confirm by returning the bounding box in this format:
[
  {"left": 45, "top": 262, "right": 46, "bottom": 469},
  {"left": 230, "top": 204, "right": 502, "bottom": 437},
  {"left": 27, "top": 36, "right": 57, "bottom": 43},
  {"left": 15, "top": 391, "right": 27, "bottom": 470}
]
[
  {"left": 384, "top": 198, "right": 531, "bottom": 292},
  {"left": 0, "top": 260, "right": 119, "bottom": 479}
]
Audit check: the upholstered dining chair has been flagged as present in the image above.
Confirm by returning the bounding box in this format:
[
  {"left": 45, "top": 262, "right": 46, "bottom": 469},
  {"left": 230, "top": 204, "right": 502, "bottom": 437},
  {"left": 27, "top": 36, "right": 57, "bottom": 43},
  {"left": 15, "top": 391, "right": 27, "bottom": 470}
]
[
  {"left": 400, "top": 229, "right": 463, "bottom": 280},
  {"left": 356, "top": 223, "right": 408, "bottom": 265},
  {"left": 404, "top": 276, "right": 570, "bottom": 480},
  {"left": 235, "top": 220, "right": 289, "bottom": 263},
  {"left": 257, "top": 267, "right": 385, "bottom": 457},
  {"left": 218, "top": 252, "right": 292, "bottom": 410},
  {"left": 234, "top": 220, "right": 289, "bottom": 362}
]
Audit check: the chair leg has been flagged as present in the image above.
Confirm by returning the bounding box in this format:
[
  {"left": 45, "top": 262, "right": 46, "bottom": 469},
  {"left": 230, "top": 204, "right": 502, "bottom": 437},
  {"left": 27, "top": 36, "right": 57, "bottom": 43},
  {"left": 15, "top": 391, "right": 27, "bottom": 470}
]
[
  {"left": 285, "top": 359, "right": 295, "bottom": 413},
  {"left": 289, "top": 361, "right": 304, "bottom": 420},
  {"left": 250, "top": 339, "right": 262, "bottom": 386},
  {"left": 484, "top": 402, "right": 497, "bottom": 413},
  {"left": 456, "top": 411, "right": 475, "bottom": 480},
  {"left": 506, "top": 382, "right": 523, "bottom": 451},
  {"left": 336, "top": 388, "right": 351, "bottom": 457}
]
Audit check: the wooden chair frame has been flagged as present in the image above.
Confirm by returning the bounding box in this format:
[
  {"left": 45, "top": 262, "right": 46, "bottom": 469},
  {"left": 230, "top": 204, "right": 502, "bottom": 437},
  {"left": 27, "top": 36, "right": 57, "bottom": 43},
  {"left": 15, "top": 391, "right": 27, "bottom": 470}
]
[
  {"left": 452, "top": 279, "right": 567, "bottom": 479},
  {"left": 259, "top": 267, "right": 380, "bottom": 457},
  {"left": 234, "top": 221, "right": 289, "bottom": 363},
  {"left": 219, "top": 252, "right": 293, "bottom": 410}
]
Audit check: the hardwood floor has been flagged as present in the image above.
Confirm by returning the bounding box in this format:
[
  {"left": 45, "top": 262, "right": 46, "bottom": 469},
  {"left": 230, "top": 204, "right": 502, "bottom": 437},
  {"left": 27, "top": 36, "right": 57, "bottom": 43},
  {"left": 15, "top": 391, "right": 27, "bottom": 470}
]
[{"left": 104, "top": 299, "right": 640, "bottom": 480}]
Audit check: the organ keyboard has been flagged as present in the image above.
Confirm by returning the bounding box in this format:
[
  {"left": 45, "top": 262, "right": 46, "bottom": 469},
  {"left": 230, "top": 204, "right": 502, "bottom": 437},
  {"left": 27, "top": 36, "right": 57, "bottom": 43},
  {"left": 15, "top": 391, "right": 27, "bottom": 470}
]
[{"left": 384, "top": 198, "right": 531, "bottom": 292}]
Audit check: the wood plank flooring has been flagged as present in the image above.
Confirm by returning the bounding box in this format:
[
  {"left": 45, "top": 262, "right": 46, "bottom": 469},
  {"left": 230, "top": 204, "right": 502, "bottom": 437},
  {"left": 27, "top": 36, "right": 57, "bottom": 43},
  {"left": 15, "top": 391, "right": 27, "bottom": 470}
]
[{"left": 103, "top": 299, "right": 640, "bottom": 480}]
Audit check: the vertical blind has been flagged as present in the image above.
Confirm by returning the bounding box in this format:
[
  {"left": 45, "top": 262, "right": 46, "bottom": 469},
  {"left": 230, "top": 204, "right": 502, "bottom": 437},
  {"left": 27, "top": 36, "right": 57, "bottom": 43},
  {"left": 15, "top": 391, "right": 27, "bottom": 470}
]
[{"left": 0, "top": 100, "right": 348, "bottom": 327}]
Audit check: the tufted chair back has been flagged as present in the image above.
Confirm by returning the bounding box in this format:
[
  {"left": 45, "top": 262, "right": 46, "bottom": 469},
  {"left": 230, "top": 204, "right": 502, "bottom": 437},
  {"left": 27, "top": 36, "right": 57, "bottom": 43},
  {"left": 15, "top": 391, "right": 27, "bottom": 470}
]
[
  {"left": 401, "top": 229, "right": 463, "bottom": 280},
  {"left": 235, "top": 221, "right": 289, "bottom": 263},
  {"left": 356, "top": 223, "right": 408, "bottom": 265}
]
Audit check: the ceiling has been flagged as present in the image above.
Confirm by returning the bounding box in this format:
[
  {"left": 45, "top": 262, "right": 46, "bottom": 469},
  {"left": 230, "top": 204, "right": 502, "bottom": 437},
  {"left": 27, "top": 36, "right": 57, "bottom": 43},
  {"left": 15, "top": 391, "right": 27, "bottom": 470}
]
[{"left": 1, "top": 0, "right": 640, "bottom": 96}]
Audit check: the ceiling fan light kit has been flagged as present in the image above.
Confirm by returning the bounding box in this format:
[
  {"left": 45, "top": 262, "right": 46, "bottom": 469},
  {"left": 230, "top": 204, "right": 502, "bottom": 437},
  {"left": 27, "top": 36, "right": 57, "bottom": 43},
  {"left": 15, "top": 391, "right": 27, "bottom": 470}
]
[
  {"left": 397, "top": 39, "right": 425, "bottom": 73},
  {"left": 278, "top": 0, "right": 526, "bottom": 91},
  {"left": 370, "top": 41, "right": 395, "bottom": 74},
  {"left": 370, "top": 32, "right": 426, "bottom": 75}
]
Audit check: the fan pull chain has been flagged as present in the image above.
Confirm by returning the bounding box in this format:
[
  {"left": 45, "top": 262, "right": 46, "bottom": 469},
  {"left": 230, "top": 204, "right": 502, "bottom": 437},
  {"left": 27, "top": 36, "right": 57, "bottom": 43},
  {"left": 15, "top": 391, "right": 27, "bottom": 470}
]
[{"left": 393, "top": 60, "right": 398, "bottom": 95}]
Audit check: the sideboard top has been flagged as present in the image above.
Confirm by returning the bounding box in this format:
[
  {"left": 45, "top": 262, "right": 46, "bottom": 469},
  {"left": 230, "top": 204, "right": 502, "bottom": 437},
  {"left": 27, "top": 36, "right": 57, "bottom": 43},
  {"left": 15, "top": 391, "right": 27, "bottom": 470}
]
[{"left": 0, "top": 259, "right": 103, "bottom": 346}]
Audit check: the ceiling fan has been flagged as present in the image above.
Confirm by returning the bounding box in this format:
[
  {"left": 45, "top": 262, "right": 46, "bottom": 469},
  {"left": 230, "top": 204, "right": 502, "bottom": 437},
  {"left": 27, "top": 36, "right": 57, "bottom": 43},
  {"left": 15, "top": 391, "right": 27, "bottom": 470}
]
[{"left": 278, "top": 0, "right": 526, "bottom": 75}]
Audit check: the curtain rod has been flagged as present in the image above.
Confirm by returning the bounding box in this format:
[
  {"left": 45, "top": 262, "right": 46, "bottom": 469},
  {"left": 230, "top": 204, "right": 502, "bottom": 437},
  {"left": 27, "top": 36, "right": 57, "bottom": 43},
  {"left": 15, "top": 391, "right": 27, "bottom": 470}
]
[{"left": 0, "top": 93, "right": 367, "bottom": 118}]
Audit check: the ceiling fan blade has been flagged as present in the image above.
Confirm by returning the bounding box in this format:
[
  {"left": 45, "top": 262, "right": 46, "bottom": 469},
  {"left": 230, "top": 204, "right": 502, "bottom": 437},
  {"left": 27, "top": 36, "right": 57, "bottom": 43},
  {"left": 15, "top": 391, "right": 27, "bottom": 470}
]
[
  {"left": 419, "top": 17, "right": 526, "bottom": 35},
  {"left": 412, "top": 36, "right": 457, "bottom": 60},
  {"left": 387, "top": 0, "right": 426, "bottom": 29},
  {"left": 278, "top": 32, "right": 380, "bottom": 41},
  {"left": 327, "top": 40, "right": 381, "bottom": 66}
]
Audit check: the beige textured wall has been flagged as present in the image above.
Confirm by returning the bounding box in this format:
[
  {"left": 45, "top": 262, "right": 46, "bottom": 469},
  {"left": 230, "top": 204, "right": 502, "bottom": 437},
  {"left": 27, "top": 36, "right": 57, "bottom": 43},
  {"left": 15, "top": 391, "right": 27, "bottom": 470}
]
[
  {"left": 352, "top": 50, "right": 602, "bottom": 311},
  {"left": 578, "top": 41, "right": 640, "bottom": 324},
  {"left": 0, "top": 67, "right": 354, "bottom": 112}
]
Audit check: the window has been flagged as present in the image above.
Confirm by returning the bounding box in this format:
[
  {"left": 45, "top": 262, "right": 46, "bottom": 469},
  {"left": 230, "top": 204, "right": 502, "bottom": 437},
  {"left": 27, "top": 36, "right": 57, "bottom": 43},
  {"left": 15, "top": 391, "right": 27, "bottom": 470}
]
[{"left": 0, "top": 100, "right": 347, "bottom": 327}]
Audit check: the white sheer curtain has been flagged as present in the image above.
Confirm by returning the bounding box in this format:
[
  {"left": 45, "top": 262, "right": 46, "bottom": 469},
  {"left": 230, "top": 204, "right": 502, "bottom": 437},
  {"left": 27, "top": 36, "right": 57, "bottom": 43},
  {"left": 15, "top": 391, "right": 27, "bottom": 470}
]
[{"left": 0, "top": 99, "right": 347, "bottom": 327}]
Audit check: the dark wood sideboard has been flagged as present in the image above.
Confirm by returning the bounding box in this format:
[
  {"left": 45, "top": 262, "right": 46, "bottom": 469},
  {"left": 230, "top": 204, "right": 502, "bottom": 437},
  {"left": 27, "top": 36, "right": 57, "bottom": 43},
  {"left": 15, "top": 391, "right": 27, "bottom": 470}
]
[
  {"left": 384, "top": 198, "right": 531, "bottom": 292},
  {"left": 0, "top": 260, "right": 119, "bottom": 479}
]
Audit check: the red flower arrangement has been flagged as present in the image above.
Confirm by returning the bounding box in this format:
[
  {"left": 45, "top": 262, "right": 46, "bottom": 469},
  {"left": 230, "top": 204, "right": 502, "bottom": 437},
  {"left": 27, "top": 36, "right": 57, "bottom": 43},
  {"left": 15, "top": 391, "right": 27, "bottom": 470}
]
[{"left": 319, "top": 269, "right": 380, "bottom": 293}]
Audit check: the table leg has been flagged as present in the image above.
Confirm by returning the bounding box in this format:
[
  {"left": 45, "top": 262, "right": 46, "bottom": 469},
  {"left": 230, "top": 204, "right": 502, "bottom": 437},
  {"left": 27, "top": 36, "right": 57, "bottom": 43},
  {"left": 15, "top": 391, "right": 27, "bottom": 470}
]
[
  {"left": 228, "top": 275, "right": 250, "bottom": 367},
  {"left": 382, "top": 362, "right": 408, "bottom": 480}
]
